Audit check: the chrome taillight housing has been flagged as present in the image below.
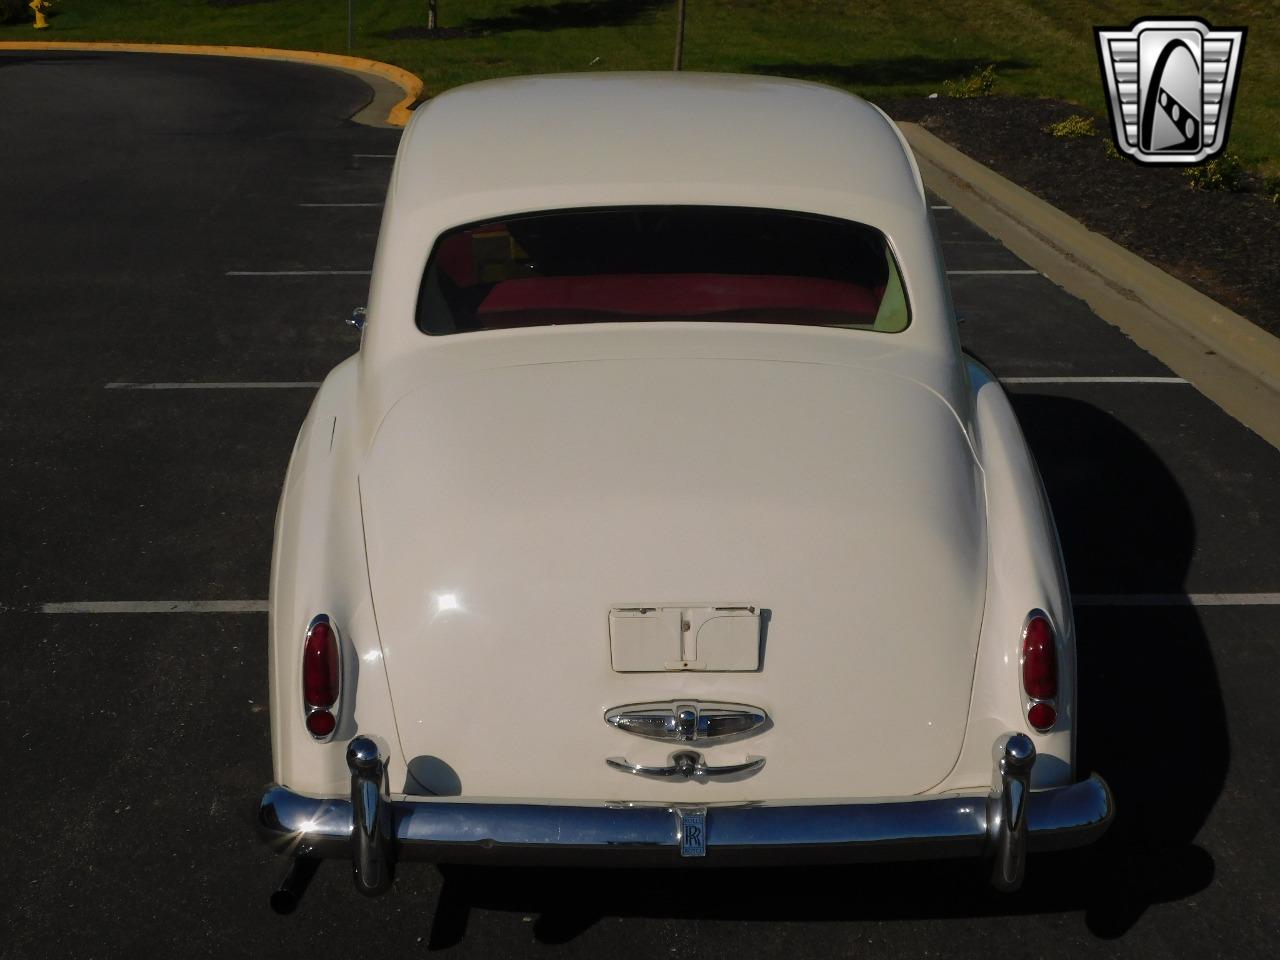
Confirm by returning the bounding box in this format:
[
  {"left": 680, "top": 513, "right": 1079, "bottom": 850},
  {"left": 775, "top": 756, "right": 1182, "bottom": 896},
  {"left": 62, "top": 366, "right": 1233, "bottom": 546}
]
[
  {"left": 302, "top": 613, "right": 341, "bottom": 740},
  {"left": 1020, "top": 610, "right": 1058, "bottom": 732}
]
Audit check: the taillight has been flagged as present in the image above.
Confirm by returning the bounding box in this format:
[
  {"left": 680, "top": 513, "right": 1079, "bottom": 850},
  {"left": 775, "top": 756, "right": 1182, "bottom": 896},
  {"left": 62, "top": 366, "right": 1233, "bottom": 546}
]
[
  {"left": 1027, "top": 702, "right": 1056, "bottom": 731},
  {"left": 305, "top": 709, "right": 336, "bottom": 738},
  {"left": 302, "top": 614, "right": 341, "bottom": 740},
  {"left": 1021, "top": 610, "right": 1057, "bottom": 732}
]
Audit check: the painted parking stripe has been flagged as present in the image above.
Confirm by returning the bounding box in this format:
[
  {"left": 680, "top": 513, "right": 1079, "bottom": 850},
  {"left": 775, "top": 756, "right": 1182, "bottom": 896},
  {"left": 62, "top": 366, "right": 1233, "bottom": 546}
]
[
  {"left": 39, "top": 601, "right": 269, "bottom": 614},
  {"left": 29, "top": 594, "right": 1280, "bottom": 613},
  {"left": 931, "top": 204, "right": 953, "bottom": 210},
  {"left": 297, "top": 202, "right": 382, "bottom": 208},
  {"left": 947, "top": 269, "right": 1040, "bottom": 275},
  {"left": 354, "top": 153, "right": 396, "bottom": 159},
  {"left": 102, "top": 378, "right": 1184, "bottom": 391},
  {"left": 231, "top": 268, "right": 1031, "bottom": 278},
  {"left": 1002, "top": 376, "right": 1188, "bottom": 384},
  {"left": 226, "top": 270, "right": 371, "bottom": 276},
  {"left": 1073, "top": 593, "right": 1280, "bottom": 607},
  {"left": 105, "top": 381, "right": 322, "bottom": 390}
]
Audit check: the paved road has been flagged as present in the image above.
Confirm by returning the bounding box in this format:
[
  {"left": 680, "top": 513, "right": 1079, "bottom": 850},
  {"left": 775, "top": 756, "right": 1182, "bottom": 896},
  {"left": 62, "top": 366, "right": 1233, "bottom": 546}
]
[{"left": 2, "top": 51, "right": 1277, "bottom": 959}]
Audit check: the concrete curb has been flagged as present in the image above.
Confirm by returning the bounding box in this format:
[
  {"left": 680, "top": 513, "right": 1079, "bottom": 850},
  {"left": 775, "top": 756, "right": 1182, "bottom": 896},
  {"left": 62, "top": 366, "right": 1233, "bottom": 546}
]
[
  {"left": 900, "top": 122, "right": 1280, "bottom": 449},
  {"left": 0, "top": 40, "right": 423, "bottom": 127}
]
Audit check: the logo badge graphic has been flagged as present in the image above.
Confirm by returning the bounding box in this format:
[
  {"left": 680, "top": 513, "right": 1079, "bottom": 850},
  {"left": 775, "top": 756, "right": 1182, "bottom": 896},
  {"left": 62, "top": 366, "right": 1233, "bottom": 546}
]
[
  {"left": 1095, "top": 18, "right": 1246, "bottom": 164},
  {"left": 678, "top": 808, "right": 707, "bottom": 858}
]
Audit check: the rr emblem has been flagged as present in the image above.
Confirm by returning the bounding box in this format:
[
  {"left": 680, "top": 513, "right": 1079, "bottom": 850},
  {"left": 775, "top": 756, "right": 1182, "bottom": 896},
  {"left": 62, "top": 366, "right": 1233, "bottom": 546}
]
[{"left": 678, "top": 807, "right": 707, "bottom": 858}]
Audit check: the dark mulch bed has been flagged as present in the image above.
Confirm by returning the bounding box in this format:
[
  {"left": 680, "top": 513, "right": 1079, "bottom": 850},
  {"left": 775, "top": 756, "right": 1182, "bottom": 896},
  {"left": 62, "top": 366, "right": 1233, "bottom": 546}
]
[{"left": 877, "top": 96, "right": 1280, "bottom": 339}]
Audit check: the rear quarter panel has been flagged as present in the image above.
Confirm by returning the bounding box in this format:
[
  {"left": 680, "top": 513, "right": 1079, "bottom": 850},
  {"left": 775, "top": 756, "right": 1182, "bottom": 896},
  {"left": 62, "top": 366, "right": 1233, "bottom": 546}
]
[
  {"left": 931, "top": 360, "right": 1076, "bottom": 791},
  {"left": 268, "top": 356, "right": 402, "bottom": 796}
]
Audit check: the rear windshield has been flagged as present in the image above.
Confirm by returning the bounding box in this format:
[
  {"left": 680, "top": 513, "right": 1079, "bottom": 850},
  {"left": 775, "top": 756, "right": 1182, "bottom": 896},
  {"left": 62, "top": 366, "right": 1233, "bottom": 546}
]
[{"left": 416, "top": 206, "right": 909, "bottom": 335}]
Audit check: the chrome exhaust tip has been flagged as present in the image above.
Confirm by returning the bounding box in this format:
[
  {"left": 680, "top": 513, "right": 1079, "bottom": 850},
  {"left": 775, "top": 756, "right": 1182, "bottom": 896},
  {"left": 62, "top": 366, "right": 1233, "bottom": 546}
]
[{"left": 270, "top": 853, "right": 320, "bottom": 914}]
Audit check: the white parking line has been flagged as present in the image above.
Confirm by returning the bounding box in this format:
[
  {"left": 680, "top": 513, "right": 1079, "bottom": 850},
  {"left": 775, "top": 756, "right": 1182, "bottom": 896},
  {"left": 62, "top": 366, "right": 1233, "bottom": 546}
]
[
  {"left": 297, "top": 202, "right": 382, "bottom": 208},
  {"left": 103, "top": 376, "right": 1188, "bottom": 391},
  {"left": 947, "top": 269, "right": 1040, "bottom": 275},
  {"left": 30, "top": 594, "right": 1280, "bottom": 613},
  {"left": 354, "top": 153, "right": 396, "bottom": 159},
  {"left": 1002, "top": 376, "right": 1188, "bottom": 384},
  {"left": 931, "top": 204, "right": 953, "bottom": 210},
  {"left": 106, "top": 382, "right": 322, "bottom": 390},
  {"left": 1074, "top": 593, "right": 1280, "bottom": 607},
  {"left": 103, "top": 377, "right": 1186, "bottom": 391},
  {"left": 39, "top": 600, "right": 269, "bottom": 614},
  {"left": 231, "top": 268, "right": 1031, "bottom": 278},
  {"left": 226, "top": 270, "right": 371, "bottom": 276}
]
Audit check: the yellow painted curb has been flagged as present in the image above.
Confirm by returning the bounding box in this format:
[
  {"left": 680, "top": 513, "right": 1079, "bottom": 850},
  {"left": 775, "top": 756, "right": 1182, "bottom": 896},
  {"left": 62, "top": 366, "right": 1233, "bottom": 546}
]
[
  {"left": 0, "top": 40, "right": 423, "bottom": 126},
  {"left": 900, "top": 121, "right": 1280, "bottom": 449}
]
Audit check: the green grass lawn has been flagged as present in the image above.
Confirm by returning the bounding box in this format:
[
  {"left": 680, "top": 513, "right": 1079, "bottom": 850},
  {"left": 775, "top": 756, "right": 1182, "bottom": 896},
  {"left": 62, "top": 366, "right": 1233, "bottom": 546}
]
[{"left": 4, "top": 1, "right": 1277, "bottom": 167}]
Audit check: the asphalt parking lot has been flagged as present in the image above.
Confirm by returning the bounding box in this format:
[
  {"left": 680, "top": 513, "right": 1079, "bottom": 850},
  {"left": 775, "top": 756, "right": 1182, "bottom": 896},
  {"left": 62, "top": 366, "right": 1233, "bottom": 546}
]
[{"left": 2, "top": 51, "right": 1278, "bottom": 959}]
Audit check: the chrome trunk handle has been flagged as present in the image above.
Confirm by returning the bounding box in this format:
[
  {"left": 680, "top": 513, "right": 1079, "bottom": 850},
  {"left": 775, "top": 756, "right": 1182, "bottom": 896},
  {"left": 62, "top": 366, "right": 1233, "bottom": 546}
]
[{"left": 606, "top": 750, "right": 764, "bottom": 781}]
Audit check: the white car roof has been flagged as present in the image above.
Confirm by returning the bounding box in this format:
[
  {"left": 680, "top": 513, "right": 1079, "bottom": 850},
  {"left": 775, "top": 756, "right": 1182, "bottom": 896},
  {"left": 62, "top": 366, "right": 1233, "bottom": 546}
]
[
  {"left": 360, "top": 73, "right": 959, "bottom": 412},
  {"left": 392, "top": 72, "right": 925, "bottom": 218}
]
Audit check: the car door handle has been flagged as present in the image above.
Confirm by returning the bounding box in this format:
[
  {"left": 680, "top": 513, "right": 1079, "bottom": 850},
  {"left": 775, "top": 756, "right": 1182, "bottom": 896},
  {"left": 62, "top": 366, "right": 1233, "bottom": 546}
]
[{"left": 606, "top": 750, "right": 764, "bottom": 780}]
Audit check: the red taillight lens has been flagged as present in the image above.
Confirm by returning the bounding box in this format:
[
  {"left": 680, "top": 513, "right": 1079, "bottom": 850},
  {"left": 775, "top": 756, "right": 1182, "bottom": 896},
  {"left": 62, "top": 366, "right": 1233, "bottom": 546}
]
[
  {"left": 1027, "top": 702, "right": 1056, "bottom": 731},
  {"left": 1021, "top": 614, "right": 1057, "bottom": 701},
  {"left": 305, "top": 709, "right": 336, "bottom": 737},
  {"left": 303, "top": 618, "right": 340, "bottom": 710}
]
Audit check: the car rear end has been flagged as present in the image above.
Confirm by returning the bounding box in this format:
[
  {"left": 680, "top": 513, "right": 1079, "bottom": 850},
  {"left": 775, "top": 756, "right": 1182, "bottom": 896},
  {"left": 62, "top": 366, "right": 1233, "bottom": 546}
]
[{"left": 259, "top": 73, "right": 1112, "bottom": 901}]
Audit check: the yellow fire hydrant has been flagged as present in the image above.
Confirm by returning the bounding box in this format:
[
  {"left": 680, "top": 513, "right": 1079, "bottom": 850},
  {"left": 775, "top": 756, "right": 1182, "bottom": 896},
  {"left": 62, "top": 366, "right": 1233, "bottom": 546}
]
[{"left": 30, "top": 0, "right": 51, "bottom": 29}]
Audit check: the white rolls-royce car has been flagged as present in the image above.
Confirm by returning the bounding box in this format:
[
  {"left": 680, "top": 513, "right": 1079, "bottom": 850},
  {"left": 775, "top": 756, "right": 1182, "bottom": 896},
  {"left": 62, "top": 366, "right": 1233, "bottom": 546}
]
[{"left": 258, "top": 73, "right": 1113, "bottom": 901}]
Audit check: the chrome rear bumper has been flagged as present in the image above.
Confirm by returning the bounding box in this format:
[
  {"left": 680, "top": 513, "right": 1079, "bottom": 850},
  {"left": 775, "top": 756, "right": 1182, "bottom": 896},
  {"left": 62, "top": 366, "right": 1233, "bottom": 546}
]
[{"left": 259, "top": 733, "right": 1112, "bottom": 895}]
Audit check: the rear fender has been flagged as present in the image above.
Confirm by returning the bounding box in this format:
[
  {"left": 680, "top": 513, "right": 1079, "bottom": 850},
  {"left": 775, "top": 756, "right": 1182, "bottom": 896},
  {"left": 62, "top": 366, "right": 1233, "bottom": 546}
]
[
  {"left": 269, "top": 356, "right": 405, "bottom": 796},
  {"left": 934, "top": 360, "right": 1076, "bottom": 791}
]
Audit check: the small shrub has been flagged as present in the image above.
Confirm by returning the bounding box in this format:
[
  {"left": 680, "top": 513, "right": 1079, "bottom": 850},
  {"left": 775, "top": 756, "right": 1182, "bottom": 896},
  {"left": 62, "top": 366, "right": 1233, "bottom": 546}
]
[
  {"left": 1262, "top": 174, "right": 1280, "bottom": 204},
  {"left": 1044, "top": 114, "right": 1097, "bottom": 138},
  {"left": 943, "top": 64, "right": 998, "bottom": 99},
  {"left": 1103, "top": 139, "right": 1122, "bottom": 161},
  {"left": 1184, "top": 153, "right": 1246, "bottom": 192}
]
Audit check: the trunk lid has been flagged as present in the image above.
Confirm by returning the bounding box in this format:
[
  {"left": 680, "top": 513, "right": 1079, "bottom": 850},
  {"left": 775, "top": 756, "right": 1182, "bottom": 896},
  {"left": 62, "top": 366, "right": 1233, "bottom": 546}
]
[{"left": 360, "top": 356, "right": 985, "bottom": 801}]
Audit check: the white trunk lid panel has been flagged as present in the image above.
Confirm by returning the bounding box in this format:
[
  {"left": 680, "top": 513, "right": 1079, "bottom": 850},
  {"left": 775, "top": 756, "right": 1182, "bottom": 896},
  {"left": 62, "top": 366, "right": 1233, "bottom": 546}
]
[{"left": 361, "top": 358, "right": 985, "bottom": 801}]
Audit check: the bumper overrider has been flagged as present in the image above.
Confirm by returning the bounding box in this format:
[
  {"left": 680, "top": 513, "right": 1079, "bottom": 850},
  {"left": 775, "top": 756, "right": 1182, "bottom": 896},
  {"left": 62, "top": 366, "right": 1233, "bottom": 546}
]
[{"left": 259, "top": 734, "right": 1113, "bottom": 897}]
